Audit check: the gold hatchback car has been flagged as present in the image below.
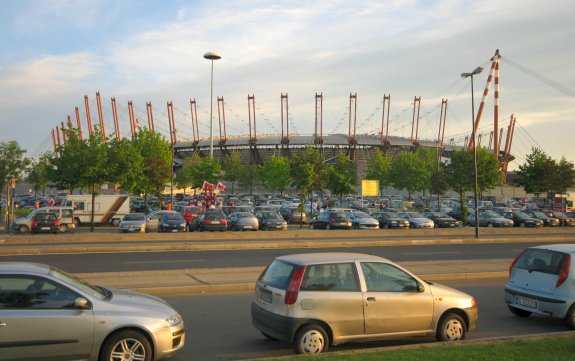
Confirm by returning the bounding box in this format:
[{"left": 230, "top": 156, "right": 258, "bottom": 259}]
[{"left": 251, "top": 253, "right": 477, "bottom": 354}]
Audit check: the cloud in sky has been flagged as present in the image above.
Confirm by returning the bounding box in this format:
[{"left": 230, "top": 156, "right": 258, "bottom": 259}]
[{"left": 0, "top": 0, "right": 573, "bottom": 167}]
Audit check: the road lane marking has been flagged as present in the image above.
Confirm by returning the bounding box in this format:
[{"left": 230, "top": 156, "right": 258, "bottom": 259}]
[
  {"left": 405, "top": 252, "right": 461, "bottom": 255},
  {"left": 124, "top": 259, "right": 206, "bottom": 264}
]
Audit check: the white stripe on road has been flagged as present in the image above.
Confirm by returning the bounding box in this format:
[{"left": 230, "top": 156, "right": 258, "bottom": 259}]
[
  {"left": 124, "top": 259, "right": 206, "bottom": 264},
  {"left": 405, "top": 252, "right": 461, "bottom": 255}
]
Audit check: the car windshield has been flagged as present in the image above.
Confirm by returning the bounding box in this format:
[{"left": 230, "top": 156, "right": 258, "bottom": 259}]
[
  {"left": 330, "top": 212, "right": 347, "bottom": 218},
  {"left": 236, "top": 212, "right": 254, "bottom": 218},
  {"left": 164, "top": 213, "right": 183, "bottom": 220},
  {"left": 481, "top": 210, "right": 499, "bottom": 217},
  {"left": 531, "top": 211, "right": 547, "bottom": 218},
  {"left": 353, "top": 212, "right": 371, "bottom": 218},
  {"left": 514, "top": 211, "right": 531, "bottom": 218},
  {"left": 49, "top": 266, "right": 106, "bottom": 300},
  {"left": 262, "top": 211, "right": 281, "bottom": 219},
  {"left": 123, "top": 213, "right": 145, "bottom": 221},
  {"left": 407, "top": 212, "right": 424, "bottom": 218}
]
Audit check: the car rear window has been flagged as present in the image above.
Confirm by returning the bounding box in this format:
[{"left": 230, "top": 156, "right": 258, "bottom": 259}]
[
  {"left": 259, "top": 260, "right": 298, "bottom": 290},
  {"left": 514, "top": 248, "right": 569, "bottom": 275}
]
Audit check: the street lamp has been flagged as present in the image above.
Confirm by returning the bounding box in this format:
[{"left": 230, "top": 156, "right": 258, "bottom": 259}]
[
  {"left": 461, "top": 66, "right": 483, "bottom": 239},
  {"left": 203, "top": 51, "right": 222, "bottom": 158}
]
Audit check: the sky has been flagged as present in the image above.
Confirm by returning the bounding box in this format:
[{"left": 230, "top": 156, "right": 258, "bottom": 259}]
[{"left": 1, "top": 0, "right": 574, "bottom": 170}]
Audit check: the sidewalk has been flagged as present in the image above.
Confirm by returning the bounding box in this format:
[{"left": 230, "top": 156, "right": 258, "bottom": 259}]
[{"left": 76, "top": 258, "right": 510, "bottom": 296}]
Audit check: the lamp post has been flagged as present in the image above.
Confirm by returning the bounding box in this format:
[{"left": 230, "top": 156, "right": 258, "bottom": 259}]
[
  {"left": 461, "top": 66, "right": 483, "bottom": 239},
  {"left": 203, "top": 52, "right": 222, "bottom": 158}
]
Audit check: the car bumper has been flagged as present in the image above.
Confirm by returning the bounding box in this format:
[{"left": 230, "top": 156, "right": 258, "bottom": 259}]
[
  {"left": 357, "top": 223, "right": 379, "bottom": 229},
  {"left": 200, "top": 224, "right": 228, "bottom": 231},
  {"left": 152, "top": 324, "right": 186, "bottom": 360},
  {"left": 251, "top": 302, "right": 305, "bottom": 343},
  {"left": 504, "top": 285, "right": 570, "bottom": 318},
  {"left": 464, "top": 306, "right": 479, "bottom": 332},
  {"left": 119, "top": 226, "right": 145, "bottom": 232}
]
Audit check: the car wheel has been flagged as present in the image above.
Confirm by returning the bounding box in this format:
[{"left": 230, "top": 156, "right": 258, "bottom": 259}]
[
  {"left": 565, "top": 305, "right": 575, "bottom": 329},
  {"left": 100, "top": 330, "right": 152, "bottom": 361},
  {"left": 383, "top": 223, "right": 389, "bottom": 229},
  {"left": 310, "top": 223, "right": 315, "bottom": 230},
  {"left": 519, "top": 222, "right": 525, "bottom": 227},
  {"left": 111, "top": 219, "right": 120, "bottom": 227},
  {"left": 18, "top": 225, "right": 29, "bottom": 234},
  {"left": 508, "top": 305, "right": 532, "bottom": 318},
  {"left": 293, "top": 323, "right": 329, "bottom": 354},
  {"left": 74, "top": 218, "right": 81, "bottom": 227},
  {"left": 436, "top": 313, "right": 466, "bottom": 341},
  {"left": 487, "top": 223, "right": 493, "bottom": 227},
  {"left": 58, "top": 224, "right": 68, "bottom": 233},
  {"left": 326, "top": 224, "right": 331, "bottom": 230}
]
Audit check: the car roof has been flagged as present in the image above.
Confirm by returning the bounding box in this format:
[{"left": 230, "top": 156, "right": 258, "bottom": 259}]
[
  {"left": 531, "top": 244, "right": 575, "bottom": 254},
  {"left": 276, "top": 252, "right": 390, "bottom": 265},
  {"left": 0, "top": 262, "right": 51, "bottom": 275}
]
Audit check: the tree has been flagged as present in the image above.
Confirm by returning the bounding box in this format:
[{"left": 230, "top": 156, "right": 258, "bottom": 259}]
[
  {"left": 365, "top": 149, "right": 391, "bottom": 196},
  {"left": 49, "top": 128, "right": 110, "bottom": 231},
  {"left": 259, "top": 155, "right": 291, "bottom": 195},
  {"left": 26, "top": 152, "right": 52, "bottom": 196},
  {"left": 290, "top": 146, "right": 327, "bottom": 226},
  {"left": 513, "top": 147, "right": 555, "bottom": 196},
  {"left": 107, "top": 137, "right": 144, "bottom": 195},
  {"left": 0, "top": 140, "right": 31, "bottom": 195},
  {"left": 389, "top": 151, "right": 429, "bottom": 197},
  {"left": 131, "top": 128, "right": 172, "bottom": 210},
  {"left": 190, "top": 156, "right": 221, "bottom": 188},
  {"left": 326, "top": 151, "right": 357, "bottom": 201},
  {"left": 548, "top": 157, "right": 575, "bottom": 194},
  {"left": 221, "top": 151, "right": 244, "bottom": 194}
]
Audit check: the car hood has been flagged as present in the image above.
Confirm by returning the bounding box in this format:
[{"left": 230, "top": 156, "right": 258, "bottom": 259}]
[
  {"left": 427, "top": 282, "right": 474, "bottom": 306},
  {"left": 120, "top": 220, "right": 145, "bottom": 226},
  {"left": 105, "top": 288, "right": 174, "bottom": 315}
]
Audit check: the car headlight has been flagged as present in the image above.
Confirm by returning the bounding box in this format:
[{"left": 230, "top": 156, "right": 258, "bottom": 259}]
[
  {"left": 166, "top": 313, "right": 183, "bottom": 327},
  {"left": 180, "top": 223, "right": 186, "bottom": 227}
]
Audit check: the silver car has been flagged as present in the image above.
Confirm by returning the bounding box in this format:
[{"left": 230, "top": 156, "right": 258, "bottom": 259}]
[
  {"left": 346, "top": 211, "right": 380, "bottom": 229},
  {"left": 252, "top": 253, "right": 477, "bottom": 354},
  {"left": 397, "top": 211, "right": 435, "bottom": 228},
  {"left": 0, "top": 262, "right": 185, "bottom": 361},
  {"left": 118, "top": 212, "right": 147, "bottom": 233},
  {"left": 505, "top": 244, "right": 575, "bottom": 328}
]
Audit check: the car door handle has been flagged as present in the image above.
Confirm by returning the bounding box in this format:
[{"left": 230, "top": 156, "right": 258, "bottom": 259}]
[{"left": 366, "top": 297, "right": 376, "bottom": 302}]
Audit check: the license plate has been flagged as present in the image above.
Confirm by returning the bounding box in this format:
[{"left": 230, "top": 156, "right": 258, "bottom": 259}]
[
  {"left": 276, "top": 225, "right": 283, "bottom": 229},
  {"left": 171, "top": 229, "right": 178, "bottom": 232},
  {"left": 259, "top": 288, "right": 272, "bottom": 303},
  {"left": 450, "top": 224, "right": 456, "bottom": 227},
  {"left": 41, "top": 227, "right": 50, "bottom": 230},
  {"left": 516, "top": 296, "right": 537, "bottom": 309},
  {"left": 211, "top": 221, "right": 220, "bottom": 224},
  {"left": 244, "top": 225, "right": 252, "bottom": 229}
]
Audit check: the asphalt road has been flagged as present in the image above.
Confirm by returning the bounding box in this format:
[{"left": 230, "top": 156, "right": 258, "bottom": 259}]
[
  {"left": 0, "top": 241, "right": 555, "bottom": 273},
  {"left": 161, "top": 278, "right": 571, "bottom": 361}
]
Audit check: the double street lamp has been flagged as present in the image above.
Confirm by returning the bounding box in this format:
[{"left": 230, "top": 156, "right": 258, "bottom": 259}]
[
  {"left": 461, "top": 66, "right": 483, "bottom": 239},
  {"left": 203, "top": 52, "right": 222, "bottom": 158}
]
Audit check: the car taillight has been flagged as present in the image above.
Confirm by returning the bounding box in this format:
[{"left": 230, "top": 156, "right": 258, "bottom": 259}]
[
  {"left": 556, "top": 255, "right": 571, "bottom": 287},
  {"left": 54, "top": 220, "right": 60, "bottom": 226},
  {"left": 222, "top": 219, "right": 227, "bottom": 225},
  {"left": 203, "top": 220, "right": 211, "bottom": 225},
  {"left": 284, "top": 265, "right": 306, "bottom": 305},
  {"left": 31, "top": 220, "right": 38, "bottom": 227},
  {"left": 509, "top": 249, "right": 527, "bottom": 277}
]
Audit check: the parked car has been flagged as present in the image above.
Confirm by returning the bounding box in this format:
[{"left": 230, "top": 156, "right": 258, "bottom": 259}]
[
  {"left": 345, "top": 211, "right": 379, "bottom": 229},
  {"left": 423, "top": 211, "right": 463, "bottom": 228},
  {"left": 118, "top": 212, "right": 147, "bottom": 233},
  {"left": 252, "top": 253, "right": 478, "bottom": 354},
  {"left": 280, "top": 204, "right": 308, "bottom": 224},
  {"left": 227, "top": 212, "right": 259, "bottom": 231},
  {"left": 545, "top": 211, "right": 575, "bottom": 227},
  {"left": 12, "top": 206, "right": 75, "bottom": 234},
  {"left": 371, "top": 211, "right": 410, "bottom": 229},
  {"left": 189, "top": 210, "right": 228, "bottom": 232},
  {"left": 255, "top": 210, "right": 288, "bottom": 231},
  {"left": 502, "top": 211, "right": 544, "bottom": 228},
  {"left": 145, "top": 210, "right": 178, "bottom": 232},
  {"left": 309, "top": 210, "right": 352, "bottom": 230},
  {"left": 0, "top": 262, "right": 185, "bottom": 360},
  {"left": 158, "top": 212, "right": 187, "bottom": 233},
  {"left": 525, "top": 211, "right": 560, "bottom": 227},
  {"left": 505, "top": 244, "right": 575, "bottom": 329},
  {"left": 30, "top": 212, "right": 60, "bottom": 234},
  {"left": 397, "top": 211, "right": 434, "bottom": 229},
  {"left": 179, "top": 206, "right": 203, "bottom": 225},
  {"left": 467, "top": 210, "right": 514, "bottom": 227}
]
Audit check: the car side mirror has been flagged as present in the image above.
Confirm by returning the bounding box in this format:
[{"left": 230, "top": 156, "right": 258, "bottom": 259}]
[{"left": 74, "top": 297, "right": 91, "bottom": 309}]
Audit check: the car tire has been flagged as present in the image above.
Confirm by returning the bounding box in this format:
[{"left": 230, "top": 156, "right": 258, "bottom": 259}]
[
  {"left": 519, "top": 222, "right": 525, "bottom": 227},
  {"left": 293, "top": 323, "right": 329, "bottom": 354},
  {"left": 74, "top": 218, "right": 81, "bottom": 227},
  {"left": 58, "top": 224, "right": 68, "bottom": 233},
  {"left": 111, "top": 219, "right": 120, "bottom": 227},
  {"left": 18, "top": 225, "right": 29, "bottom": 234},
  {"left": 100, "top": 330, "right": 152, "bottom": 361},
  {"left": 326, "top": 224, "right": 331, "bottom": 230},
  {"left": 383, "top": 223, "right": 389, "bottom": 229},
  {"left": 310, "top": 223, "right": 315, "bottom": 230},
  {"left": 436, "top": 313, "right": 466, "bottom": 341},
  {"left": 508, "top": 305, "right": 532, "bottom": 318},
  {"left": 565, "top": 305, "right": 575, "bottom": 329}
]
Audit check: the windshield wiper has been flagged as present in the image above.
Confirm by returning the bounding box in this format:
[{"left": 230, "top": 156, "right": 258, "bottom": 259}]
[{"left": 98, "top": 286, "right": 113, "bottom": 300}]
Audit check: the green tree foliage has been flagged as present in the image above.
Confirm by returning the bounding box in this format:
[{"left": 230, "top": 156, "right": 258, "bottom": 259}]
[
  {"left": 513, "top": 147, "right": 555, "bottom": 196},
  {"left": 26, "top": 152, "right": 53, "bottom": 196},
  {"left": 0, "top": 140, "right": 31, "bottom": 193},
  {"left": 131, "top": 128, "right": 172, "bottom": 205},
  {"left": 326, "top": 151, "right": 357, "bottom": 200},
  {"left": 290, "top": 146, "right": 326, "bottom": 225},
  {"left": 259, "top": 155, "right": 291, "bottom": 195},
  {"left": 365, "top": 149, "right": 391, "bottom": 195},
  {"left": 190, "top": 156, "right": 221, "bottom": 187},
  {"left": 548, "top": 157, "right": 575, "bottom": 194},
  {"left": 389, "top": 151, "right": 429, "bottom": 197},
  {"left": 107, "top": 137, "right": 144, "bottom": 195},
  {"left": 221, "top": 151, "right": 244, "bottom": 194}
]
